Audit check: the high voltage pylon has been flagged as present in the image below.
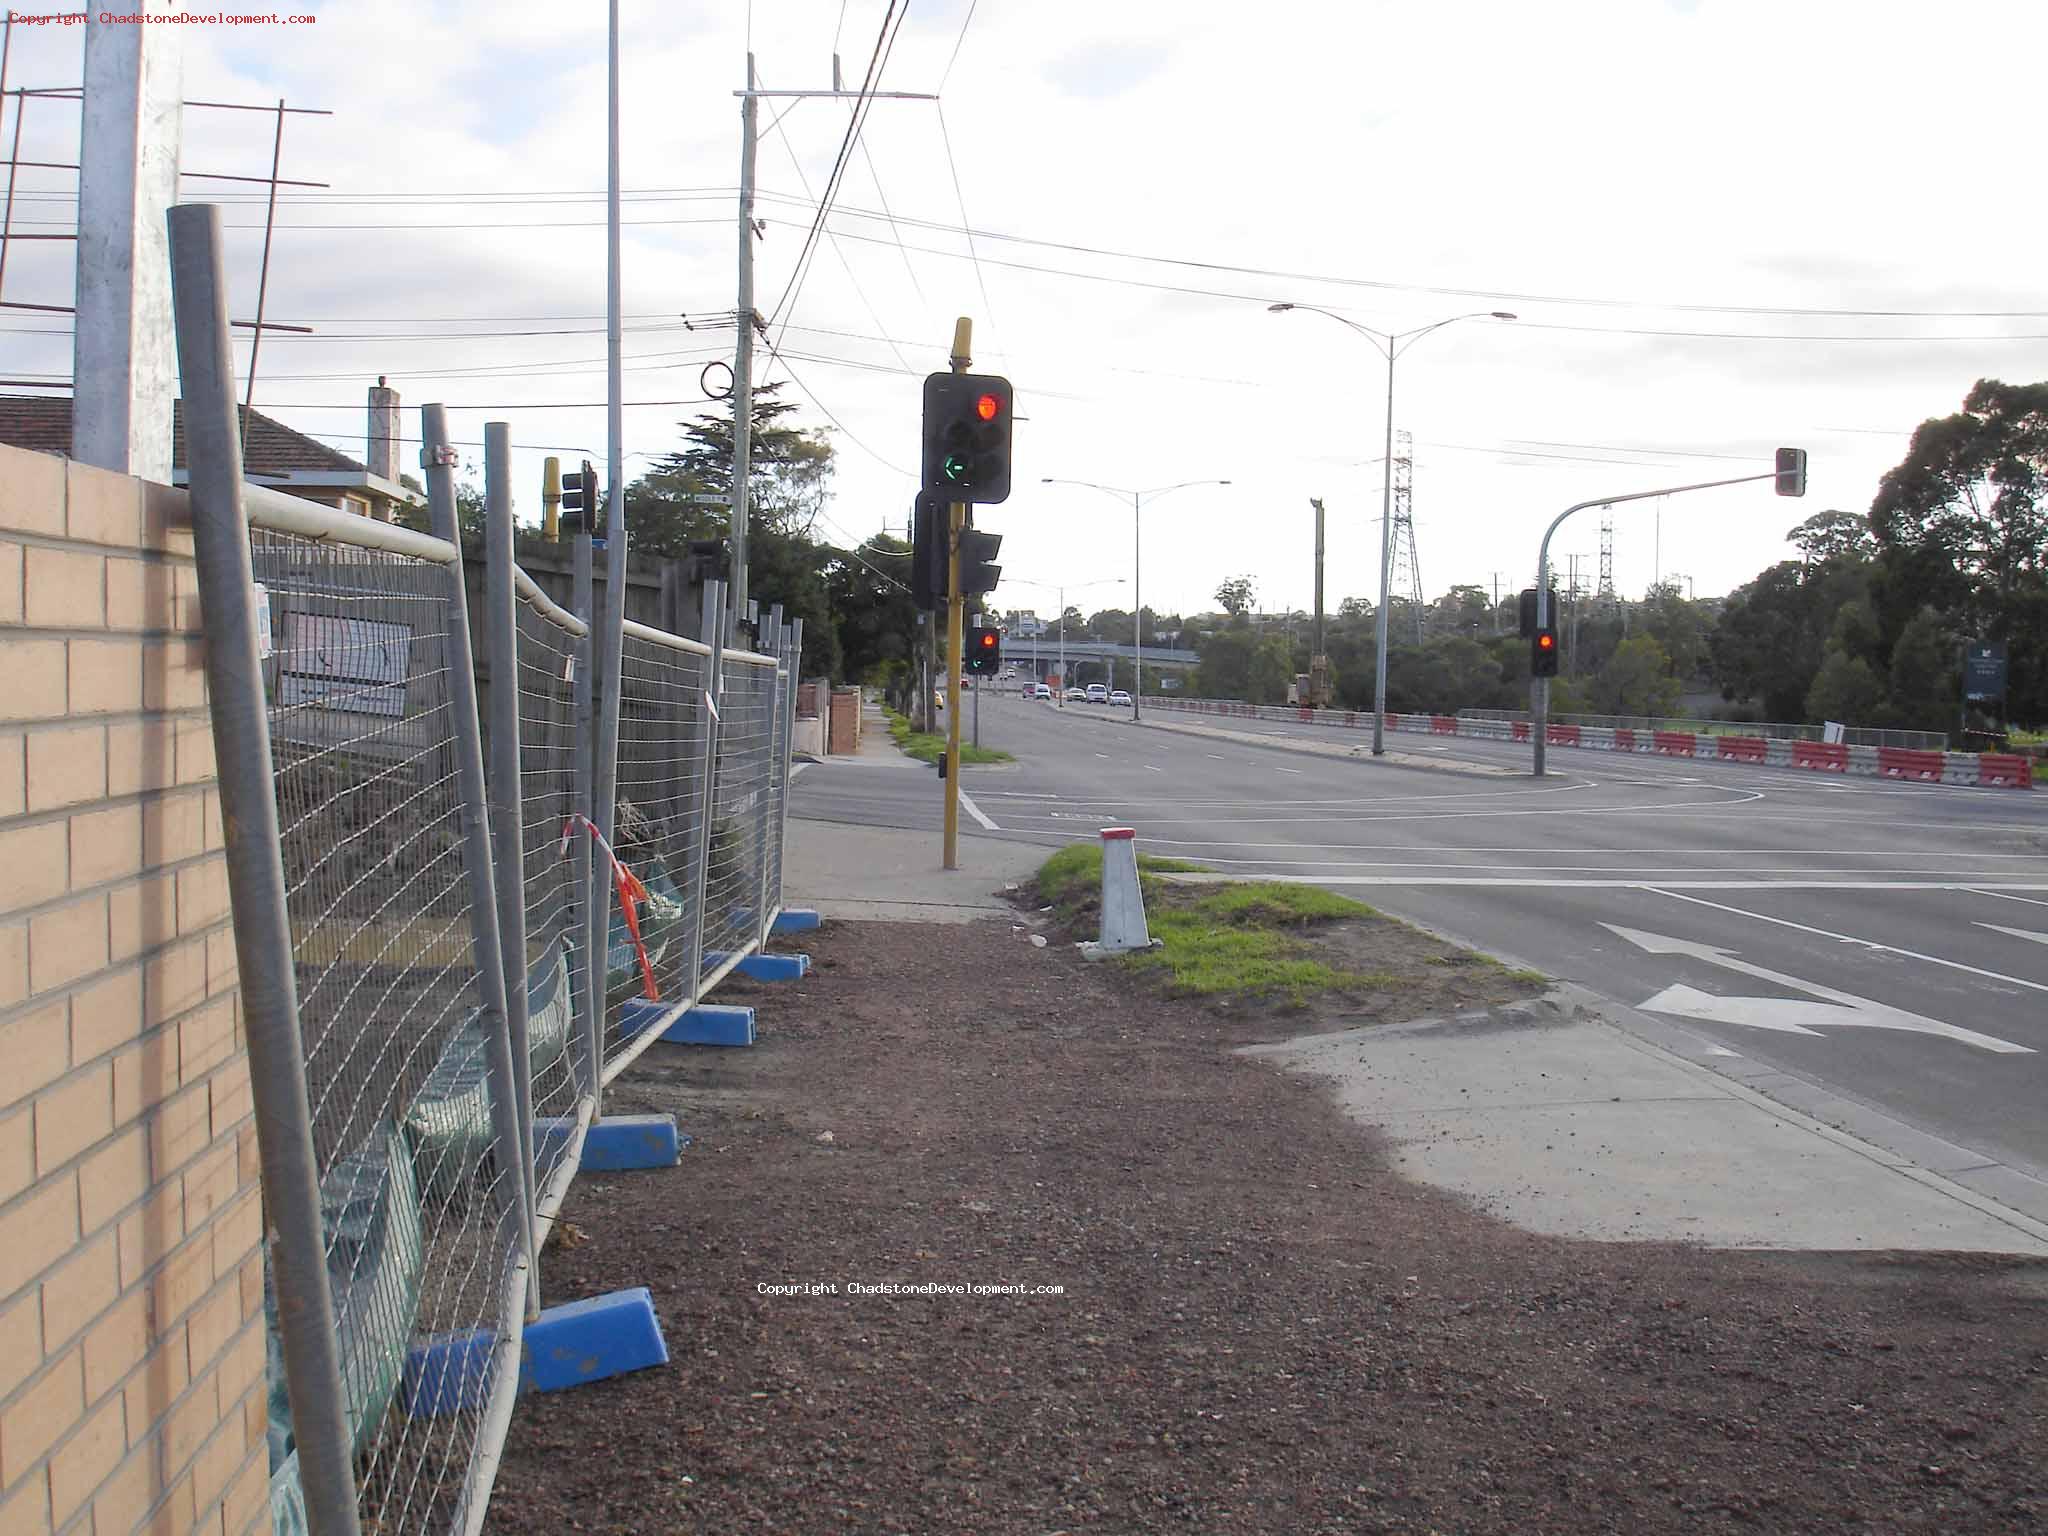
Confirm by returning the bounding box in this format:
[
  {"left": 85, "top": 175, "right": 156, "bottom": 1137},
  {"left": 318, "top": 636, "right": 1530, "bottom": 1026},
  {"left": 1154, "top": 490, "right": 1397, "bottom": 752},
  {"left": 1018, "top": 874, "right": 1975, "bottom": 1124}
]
[
  {"left": 1390, "top": 429, "right": 1425, "bottom": 643},
  {"left": 1598, "top": 507, "right": 1617, "bottom": 604}
]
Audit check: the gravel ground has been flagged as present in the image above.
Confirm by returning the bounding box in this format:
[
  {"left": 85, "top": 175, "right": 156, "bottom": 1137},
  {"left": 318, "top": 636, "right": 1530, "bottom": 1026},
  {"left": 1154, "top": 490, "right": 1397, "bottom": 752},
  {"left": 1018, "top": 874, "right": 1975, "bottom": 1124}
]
[{"left": 484, "top": 917, "right": 2048, "bottom": 1535}]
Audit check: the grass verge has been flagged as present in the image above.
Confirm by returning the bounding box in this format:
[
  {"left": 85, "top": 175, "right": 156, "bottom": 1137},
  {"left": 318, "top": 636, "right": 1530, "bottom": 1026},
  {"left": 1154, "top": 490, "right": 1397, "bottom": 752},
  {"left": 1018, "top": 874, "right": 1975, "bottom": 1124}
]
[
  {"left": 1031, "top": 842, "right": 1546, "bottom": 1013},
  {"left": 883, "top": 706, "right": 1013, "bottom": 766}
]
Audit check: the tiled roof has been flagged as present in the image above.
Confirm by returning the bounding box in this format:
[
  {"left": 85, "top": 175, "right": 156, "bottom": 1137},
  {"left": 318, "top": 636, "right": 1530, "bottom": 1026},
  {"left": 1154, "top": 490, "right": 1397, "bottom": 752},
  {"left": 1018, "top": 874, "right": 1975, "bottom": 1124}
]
[{"left": 0, "top": 395, "right": 368, "bottom": 478}]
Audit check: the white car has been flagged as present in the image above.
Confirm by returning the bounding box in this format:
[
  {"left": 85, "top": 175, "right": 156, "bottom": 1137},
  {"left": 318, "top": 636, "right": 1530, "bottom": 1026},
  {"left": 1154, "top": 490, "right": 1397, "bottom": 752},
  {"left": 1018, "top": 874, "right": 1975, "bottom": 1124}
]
[
  {"left": 1108, "top": 689, "right": 1132, "bottom": 706},
  {"left": 1085, "top": 684, "right": 1109, "bottom": 704},
  {"left": 1031, "top": 683, "right": 1052, "bottom": 700}
]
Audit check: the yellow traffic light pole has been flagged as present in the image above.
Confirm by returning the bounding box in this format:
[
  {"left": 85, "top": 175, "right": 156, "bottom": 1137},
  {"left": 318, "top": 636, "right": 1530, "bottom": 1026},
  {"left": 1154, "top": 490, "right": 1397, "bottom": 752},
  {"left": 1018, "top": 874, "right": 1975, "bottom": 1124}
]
[{"left": 943, "top": 317, "right": 972, "bottom": 870}]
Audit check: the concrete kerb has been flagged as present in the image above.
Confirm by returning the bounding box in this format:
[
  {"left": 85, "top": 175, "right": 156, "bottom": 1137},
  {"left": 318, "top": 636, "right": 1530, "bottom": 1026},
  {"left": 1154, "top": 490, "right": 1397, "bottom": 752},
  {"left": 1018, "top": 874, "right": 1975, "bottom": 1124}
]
[
  {"left": 1071, "top": 707, "right": 1522, "bottom": 779},
  {"left": 1245, "top": 980, "right": 2048, "bottom": 1252}
]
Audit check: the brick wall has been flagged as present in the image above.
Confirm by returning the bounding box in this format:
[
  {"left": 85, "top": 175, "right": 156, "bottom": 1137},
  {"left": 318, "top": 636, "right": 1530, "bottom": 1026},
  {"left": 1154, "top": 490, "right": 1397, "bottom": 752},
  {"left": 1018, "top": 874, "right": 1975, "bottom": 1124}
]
[{"left": 0, "top": 444, "right": 271, "bottom": 1536}]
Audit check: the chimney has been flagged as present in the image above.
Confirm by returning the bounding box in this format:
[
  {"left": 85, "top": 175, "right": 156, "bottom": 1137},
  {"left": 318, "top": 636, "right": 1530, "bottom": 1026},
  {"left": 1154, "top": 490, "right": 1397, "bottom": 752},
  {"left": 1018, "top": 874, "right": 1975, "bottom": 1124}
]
[{"left": 367, "top": 375, "right": 400, "bottom": 483}]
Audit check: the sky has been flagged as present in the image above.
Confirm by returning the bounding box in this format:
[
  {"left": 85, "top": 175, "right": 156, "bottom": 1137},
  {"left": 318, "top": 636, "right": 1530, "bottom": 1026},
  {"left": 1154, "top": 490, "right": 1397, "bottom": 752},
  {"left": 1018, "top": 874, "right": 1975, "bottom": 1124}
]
[{"left": 6, "top": 0, "right": 2047, "bottom": 624}]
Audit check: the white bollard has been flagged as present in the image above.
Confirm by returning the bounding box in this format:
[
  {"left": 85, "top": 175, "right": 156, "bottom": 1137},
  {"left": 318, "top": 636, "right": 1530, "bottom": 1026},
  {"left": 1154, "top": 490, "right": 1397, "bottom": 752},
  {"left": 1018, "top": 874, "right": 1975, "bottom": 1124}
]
[{"left": 1081, "top": 827, "right": 1163, "bottom": 959}]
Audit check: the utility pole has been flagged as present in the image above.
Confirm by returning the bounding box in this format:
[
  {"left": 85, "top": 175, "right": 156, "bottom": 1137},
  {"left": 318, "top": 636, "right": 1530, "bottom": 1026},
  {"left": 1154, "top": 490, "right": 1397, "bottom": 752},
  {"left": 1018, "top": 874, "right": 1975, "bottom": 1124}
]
[
  {"left": 731, "top": 56, "right": 936, "bottom": 632},
  {"left": 1309, "top": 497, "right": 1329, "bottom": 708},
  {"left": 942, "top": 317, "right": 972, "bottom": 872}
]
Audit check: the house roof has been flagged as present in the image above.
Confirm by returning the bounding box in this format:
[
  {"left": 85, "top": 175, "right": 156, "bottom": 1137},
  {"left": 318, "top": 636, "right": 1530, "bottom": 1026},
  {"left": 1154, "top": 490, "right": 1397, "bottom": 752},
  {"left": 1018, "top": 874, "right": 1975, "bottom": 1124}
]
[{"left": 0, "top": 395, "right": 367, "bottom": 478}]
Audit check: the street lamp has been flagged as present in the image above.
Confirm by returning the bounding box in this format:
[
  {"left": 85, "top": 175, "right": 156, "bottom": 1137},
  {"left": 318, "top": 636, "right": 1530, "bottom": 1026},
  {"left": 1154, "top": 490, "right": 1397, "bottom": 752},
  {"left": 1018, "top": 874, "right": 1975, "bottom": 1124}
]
[
  {"left": 1002, "top": 575, "right": 1124, "bottom": 705},
  {"left": 1040, "top": 477, "right": 1231, "bottom": 721},
  {"left": 1269, "top": 303, "right": 1515, "bottom": 754}
]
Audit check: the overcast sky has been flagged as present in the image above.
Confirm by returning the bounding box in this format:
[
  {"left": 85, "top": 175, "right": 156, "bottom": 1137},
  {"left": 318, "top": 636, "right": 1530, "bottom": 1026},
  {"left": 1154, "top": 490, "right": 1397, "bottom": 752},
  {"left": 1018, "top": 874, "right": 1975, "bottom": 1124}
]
[{"left": 7, "top": 0, "right": 2046, "bottom": 622}]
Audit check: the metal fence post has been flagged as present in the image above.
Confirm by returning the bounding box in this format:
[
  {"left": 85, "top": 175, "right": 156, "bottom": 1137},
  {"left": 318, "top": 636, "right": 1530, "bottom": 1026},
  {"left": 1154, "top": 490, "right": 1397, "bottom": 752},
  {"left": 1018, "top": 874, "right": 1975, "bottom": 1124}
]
[
  {"left": 483, "top": 422, "right": 541, "bottom": 1320},
  {"left": 166, "top": 202, "right": 364, "bottom": 1536},
  {"left": 778, "top": 618, "right": 803, "bottom": 916},
  {"left": 422, "top": 403, "right": 535, "bottom": 1291},
  {"left": 572, "top": 533, "right": 603, "bottom": 1116},
  {"left": 754, "top": 606, "right": 784, "bottom": 951},
  {"left": 686, "top": 578, "right": 726, "bottom": 996}
]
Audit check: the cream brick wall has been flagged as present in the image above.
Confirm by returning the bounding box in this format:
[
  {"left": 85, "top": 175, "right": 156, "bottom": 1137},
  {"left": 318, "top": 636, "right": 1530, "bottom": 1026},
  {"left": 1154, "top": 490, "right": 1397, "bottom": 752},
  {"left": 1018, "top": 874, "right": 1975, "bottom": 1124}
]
[{"left": 0, "top": 443, "right": 271, "bottom": 1536}]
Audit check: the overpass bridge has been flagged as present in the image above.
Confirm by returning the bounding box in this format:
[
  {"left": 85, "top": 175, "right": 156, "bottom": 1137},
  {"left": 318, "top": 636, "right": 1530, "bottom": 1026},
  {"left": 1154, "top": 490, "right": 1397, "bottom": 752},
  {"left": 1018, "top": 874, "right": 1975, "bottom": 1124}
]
[{"left": 1003, "top": 637, "right": 1199, "bottom": 687}]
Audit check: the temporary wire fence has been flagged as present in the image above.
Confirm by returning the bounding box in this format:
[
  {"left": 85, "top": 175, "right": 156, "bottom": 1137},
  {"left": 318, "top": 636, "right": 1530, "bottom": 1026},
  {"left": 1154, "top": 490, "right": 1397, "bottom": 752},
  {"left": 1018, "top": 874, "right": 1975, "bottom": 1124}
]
[{"left": 175, "top": 195, "right": 804, "bottom": 1536}]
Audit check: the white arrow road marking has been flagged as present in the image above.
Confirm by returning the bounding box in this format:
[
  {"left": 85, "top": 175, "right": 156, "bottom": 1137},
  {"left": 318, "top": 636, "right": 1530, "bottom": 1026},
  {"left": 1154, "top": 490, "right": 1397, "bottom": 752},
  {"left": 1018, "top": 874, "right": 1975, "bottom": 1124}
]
[
  {"left": 1978, "top": 922, "right": 2048, "bottom": 947},
  {"left": 957, "top": 790, "right": 998, "bottom": 832},
  {"left": 1605, "top": 924, "right": 2034, "bottom": 1054}
]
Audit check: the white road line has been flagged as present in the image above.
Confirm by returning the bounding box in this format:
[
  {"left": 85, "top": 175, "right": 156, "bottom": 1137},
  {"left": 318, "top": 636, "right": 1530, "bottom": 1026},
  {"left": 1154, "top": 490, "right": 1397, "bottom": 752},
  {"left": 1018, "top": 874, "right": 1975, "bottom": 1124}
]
[
  {"left": 1966, "top": 888, "right": 2048, "bottom": 909},
  {"left": 1095, "top": 752, "right": 1110, "bottom": 758},
  {"left": 1979, "top": 922, "right": 2048, "bottom": 947},
  {"left": 957, "top": 789, "right": 998, "bottom": 832},
  {"left": 1643, "top": 886, "right": 2048, "bottom": 996},
  {"left": 1206, "top": 754, "right": 1227, "bottom": 760},
  {"left": 1146, "top": 764, "right": 1164, "bottom": 773},
  {"left": 1147, "top": 876, "right": 2048, "bottom": 891},
  {"left": 1274, "top": 766, "right": 1303, "bottom": 774}
]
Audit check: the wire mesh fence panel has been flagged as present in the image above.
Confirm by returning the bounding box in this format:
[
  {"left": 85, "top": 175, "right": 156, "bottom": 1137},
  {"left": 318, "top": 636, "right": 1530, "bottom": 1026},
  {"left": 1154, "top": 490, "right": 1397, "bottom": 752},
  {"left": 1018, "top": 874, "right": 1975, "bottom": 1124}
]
[
  {"left": 514, "top": 592, "right": 586, "bottom": 1200},
  {"left": 604, "top": 625, "right": 714, "bottom": 1065},
  {"left": 252, "top": 527, "right": 522, "bottom": 1536},
  {"left": 766, "top": 662, "right": 792, "bottom": 919},
  {"left": 701, "top": 650, "right": 778, "bottom": 984}
]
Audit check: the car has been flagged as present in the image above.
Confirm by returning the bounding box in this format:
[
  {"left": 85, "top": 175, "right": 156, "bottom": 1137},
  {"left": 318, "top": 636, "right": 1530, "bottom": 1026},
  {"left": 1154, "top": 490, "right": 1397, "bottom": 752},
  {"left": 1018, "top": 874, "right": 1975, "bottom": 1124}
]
[
  {"left": 1085, "top": 684, "right": 1109, "bottom": 704},
  {"left": 1108, "top": 689, "right": 1132, "bottom": 706},
  {"left": 1031, "top": 683, "right": 1052, "bottom": 700}
]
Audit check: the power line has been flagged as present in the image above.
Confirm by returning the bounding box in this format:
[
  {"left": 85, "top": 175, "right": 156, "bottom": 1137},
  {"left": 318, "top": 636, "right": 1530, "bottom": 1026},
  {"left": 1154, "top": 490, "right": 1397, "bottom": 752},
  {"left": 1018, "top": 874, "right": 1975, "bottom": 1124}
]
[
  {"left": 934, "top": 102, "right": 998, "bottom": 356},
  {"left": 937, "top": 0, "right": 980, "bottom": 92}
]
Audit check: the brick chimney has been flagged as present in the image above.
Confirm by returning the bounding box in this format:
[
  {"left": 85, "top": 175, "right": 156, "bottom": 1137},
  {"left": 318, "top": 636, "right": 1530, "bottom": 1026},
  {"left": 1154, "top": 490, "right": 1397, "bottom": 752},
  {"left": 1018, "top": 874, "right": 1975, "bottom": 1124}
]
[{"left": 367, "top": 375, "right": 400, "bottom": 482}]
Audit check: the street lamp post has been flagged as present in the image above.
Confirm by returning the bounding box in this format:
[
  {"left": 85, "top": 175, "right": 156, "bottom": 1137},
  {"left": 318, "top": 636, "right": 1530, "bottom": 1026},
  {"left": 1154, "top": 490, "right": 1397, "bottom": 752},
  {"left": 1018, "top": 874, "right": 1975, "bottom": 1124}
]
[
  {"left": 1041, "top": 477, "right": 1231, "bottom": 722},
  {"left": 1268, "top": 304, "right": 1515, "bottom": 754}
]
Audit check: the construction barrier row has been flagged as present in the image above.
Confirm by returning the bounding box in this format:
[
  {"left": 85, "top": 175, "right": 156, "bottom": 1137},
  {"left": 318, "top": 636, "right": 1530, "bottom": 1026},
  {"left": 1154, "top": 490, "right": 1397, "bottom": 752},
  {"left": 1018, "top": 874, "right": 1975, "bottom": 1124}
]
[{"left": 1140, "top": 697, "right": 2034, "bottom": 790}]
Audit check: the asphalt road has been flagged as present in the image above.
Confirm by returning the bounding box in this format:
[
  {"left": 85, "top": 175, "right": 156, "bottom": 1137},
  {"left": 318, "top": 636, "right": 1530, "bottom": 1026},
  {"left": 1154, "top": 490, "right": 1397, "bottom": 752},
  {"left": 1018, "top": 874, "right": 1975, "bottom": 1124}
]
[{"left": 790, "top": 690, "right": 2048, "bottom": 1184}]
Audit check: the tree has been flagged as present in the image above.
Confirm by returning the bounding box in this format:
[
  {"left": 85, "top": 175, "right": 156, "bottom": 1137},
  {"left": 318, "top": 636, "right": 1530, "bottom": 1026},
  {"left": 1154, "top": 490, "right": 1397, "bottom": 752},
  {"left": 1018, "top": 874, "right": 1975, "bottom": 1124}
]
[
  {"left": 1806, "top": 651, "right": 1886, "bottom": 725},
  {"left": 1584, "top": 635, "right": 1682, "bottom": 717},
  {"left": 1886, "top": 608, "right": 1957, "bottom": 733},
  {"left": 1789, "top": 509, "right": 1874, "bottom": 567},
  {"left": 1214, "top": 575, "right": 1256, "bottom": 617},
  {"left": 1337, "top": 595, "right": 1373, "bottom": 620},
  {"left": 1870, "top": 379, "right": 2048, "bottom": 608},
  {"left": 396, "top": 475, "right": 485, "bottom": 540}
]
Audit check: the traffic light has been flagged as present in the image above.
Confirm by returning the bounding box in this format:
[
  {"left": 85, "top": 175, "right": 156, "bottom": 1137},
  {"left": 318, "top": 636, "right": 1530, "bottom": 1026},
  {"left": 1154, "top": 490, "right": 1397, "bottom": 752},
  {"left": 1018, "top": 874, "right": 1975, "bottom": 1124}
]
[
  {"left": 958, "top": 527, "right": 1002, "bottom": 596},
  {"left": 684, "top": 537, "right": 730, "bottom": 585},
  {"left": 921, "top": 372, "right": 1014, "bottom": 504},
  {"left": 911, "top": 492, "right": 946, "bottom": 611},
  {"left": 966, "top": 620, "right": 1002, "bottom": 675},
  {"left": 1531, "top": 627, "right": 1560, "bottom": 678},
  {"left": 560, "top": 459, "right": 597, "bottom": 535},
  {"left": 1774, "top": 446, "right": 1808, "bottom": 497},
  {"left": 1517, "top": 586, "right": 1561, "bottom": 639}
]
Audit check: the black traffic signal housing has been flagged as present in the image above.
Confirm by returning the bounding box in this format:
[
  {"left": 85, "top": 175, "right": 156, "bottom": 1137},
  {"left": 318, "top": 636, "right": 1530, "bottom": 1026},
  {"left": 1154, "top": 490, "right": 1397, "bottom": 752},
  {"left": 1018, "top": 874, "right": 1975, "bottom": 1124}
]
[
  {"left": 1531, "top": 627, "right": 1560, "bottom": 678},
  {"left": 684, "top": 537, "right": 730, "bottom": 586},
  {"left": 1774, "top": 446, "right": 1807, "bottom": 497},
  {"left": 958, "top": 527, "right": 1002, "bottom": 596},
  {"left": 1517, "top": 586, "right": 1561, "bottom": 639},
  {"left": 561, "top": 459, "right": 599, "bottom": 535},
  {"left": 911, "top": 492, "right": 947, "bottom": 611},
  {"left": 921, "top": 372, "right": 1014, "bottom": 505},
  {"left": 967, "top": 619, "right": 1002, "bottom": 676}
]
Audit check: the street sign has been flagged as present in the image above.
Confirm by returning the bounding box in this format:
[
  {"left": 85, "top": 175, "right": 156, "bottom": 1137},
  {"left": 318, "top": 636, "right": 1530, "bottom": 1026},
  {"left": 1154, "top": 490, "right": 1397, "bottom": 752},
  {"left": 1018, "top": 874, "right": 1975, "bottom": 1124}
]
[{"left": 1963, "top": 641, "right": 2008, "bottom": 701}]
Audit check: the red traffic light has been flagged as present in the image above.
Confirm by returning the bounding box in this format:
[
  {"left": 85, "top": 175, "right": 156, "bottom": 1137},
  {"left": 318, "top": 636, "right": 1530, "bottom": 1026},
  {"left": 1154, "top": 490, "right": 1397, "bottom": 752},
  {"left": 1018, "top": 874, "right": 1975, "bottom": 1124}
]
[
  {"left": 975, "top": 392, "right": 1001, "bottom": 421},
  {"left": 1535, "top": 632, "right": 1555, "bottom": 651},
  {"left": 978, "top": 630, "right": 997, "bottom": 649}
]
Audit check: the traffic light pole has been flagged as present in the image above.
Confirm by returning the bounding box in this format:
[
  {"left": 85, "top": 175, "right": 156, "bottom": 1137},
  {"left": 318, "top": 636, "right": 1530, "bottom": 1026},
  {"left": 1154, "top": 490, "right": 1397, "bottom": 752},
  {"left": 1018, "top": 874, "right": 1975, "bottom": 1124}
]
[
  {"left": 1529, "top": 470, "right": 1775, "bottom": 778},
  {"left": 943, "top": 317, "right": 972, "bottom": 871}
]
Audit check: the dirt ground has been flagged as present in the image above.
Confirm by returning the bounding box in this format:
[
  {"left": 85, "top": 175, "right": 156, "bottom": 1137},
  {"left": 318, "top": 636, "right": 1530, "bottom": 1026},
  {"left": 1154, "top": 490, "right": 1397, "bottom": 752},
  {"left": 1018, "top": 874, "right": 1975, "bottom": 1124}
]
[{"left": 484, "top": 915, "right": 2048, "bottom": 1535}]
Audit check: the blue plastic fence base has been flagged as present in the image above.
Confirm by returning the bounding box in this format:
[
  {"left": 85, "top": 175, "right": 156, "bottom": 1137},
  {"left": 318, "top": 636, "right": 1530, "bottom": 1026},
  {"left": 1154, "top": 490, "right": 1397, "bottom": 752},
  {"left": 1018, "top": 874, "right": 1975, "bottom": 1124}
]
[
  {"left": 521, "top": 1287, "right": 669, "bottom": 1394},
  {"left": 581, "top": 1114, "right": 682, "bottom": 1170},
  {"left": 739, "top": 952, "right": 809, "bottom": 981},
  {"left": 660, "top": 1004, "right": 755, "bottom": 1046},
  {"left": 401, "top": 1288, "right": 670, "bottom": 1414},
  {"left": 402, "top": 1328, "right": 495, "bottom": 1418},
  {"left": 772, "top": 908, "right": 823, "bottom": 934},
  {"left": 616, "top": 996, "right": 678, "bottom": 1039}
]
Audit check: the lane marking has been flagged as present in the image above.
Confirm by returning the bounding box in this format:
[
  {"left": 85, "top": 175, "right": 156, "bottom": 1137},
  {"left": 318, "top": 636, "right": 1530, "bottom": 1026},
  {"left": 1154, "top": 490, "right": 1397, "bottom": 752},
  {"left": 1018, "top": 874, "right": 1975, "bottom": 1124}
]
[
  {"left": 1978, "top": 922, "right": 2048, "bottom": 947},
  {"left": 1966, "top": 888, "right": 2048, "bottom": 909},
  {"left": 1606, "top": 925, "right": 2031, "bottom": 1054},
  {"left": 1273, "top": 766, "right": 1303, "bottom": 774},
  {"left": 957, "top": 789, "right": 998, "bottom": 832},
  {"left": 1641, "top": 887, "right": 2048, "bottom": 997},
  {"left": 1206, "top": 754, "right": 1227, "bottom": 760},
  {"left": 1146, "top": 764, "right": 1164, "bottom": 773}
]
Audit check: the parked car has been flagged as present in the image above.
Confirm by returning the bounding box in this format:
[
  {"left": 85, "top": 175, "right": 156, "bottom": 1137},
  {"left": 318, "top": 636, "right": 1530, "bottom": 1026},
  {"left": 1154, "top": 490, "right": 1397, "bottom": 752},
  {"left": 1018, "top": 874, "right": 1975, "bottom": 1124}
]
[
  {"left": 1085, "top": 684, "right": 1109, "bottom": 704},
  {"left": 1108, "top": 689, "right": 1132, "bottom": 706}
]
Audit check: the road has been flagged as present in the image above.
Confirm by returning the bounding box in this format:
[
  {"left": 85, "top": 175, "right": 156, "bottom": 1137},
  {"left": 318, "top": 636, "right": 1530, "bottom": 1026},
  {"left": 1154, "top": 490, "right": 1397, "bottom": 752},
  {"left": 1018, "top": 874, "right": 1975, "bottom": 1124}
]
[{"left": 790, "top": 690, "right": 2048, "bottom": 1189}]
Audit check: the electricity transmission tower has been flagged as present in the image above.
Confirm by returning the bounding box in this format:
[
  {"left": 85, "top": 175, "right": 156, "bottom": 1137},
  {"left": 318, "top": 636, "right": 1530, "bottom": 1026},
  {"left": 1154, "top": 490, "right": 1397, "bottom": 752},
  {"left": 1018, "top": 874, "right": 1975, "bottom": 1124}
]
[
  {"left": 1390, "top": 430, "right": 1425, "bottom": 643},
  {"left": 1598, "top": 508, "right": 1617, "bottom": 604}
]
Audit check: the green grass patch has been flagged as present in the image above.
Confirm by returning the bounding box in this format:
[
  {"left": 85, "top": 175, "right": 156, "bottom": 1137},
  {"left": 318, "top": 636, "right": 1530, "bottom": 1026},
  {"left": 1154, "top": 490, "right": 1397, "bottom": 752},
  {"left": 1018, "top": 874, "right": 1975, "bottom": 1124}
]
[
  {"left": 1034, "top": 842, "right": 1207, "bottom": 924},
  {"left": 1128, "top": 909, "right": 1348, "bottom": 999},
  {"left": 1188, "top": 883, "right": 1373, "bottom": 925},
  {"left": 882, "top": 706, "right": 1012, "bottom": 766}
]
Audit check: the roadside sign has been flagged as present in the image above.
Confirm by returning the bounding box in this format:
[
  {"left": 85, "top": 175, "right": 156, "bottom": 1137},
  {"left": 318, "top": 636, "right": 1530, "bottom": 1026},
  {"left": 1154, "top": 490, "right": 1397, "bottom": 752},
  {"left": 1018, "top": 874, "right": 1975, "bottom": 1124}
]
[{"left": 1963, "top": 641, "right": 2008, "bottom": 701}]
